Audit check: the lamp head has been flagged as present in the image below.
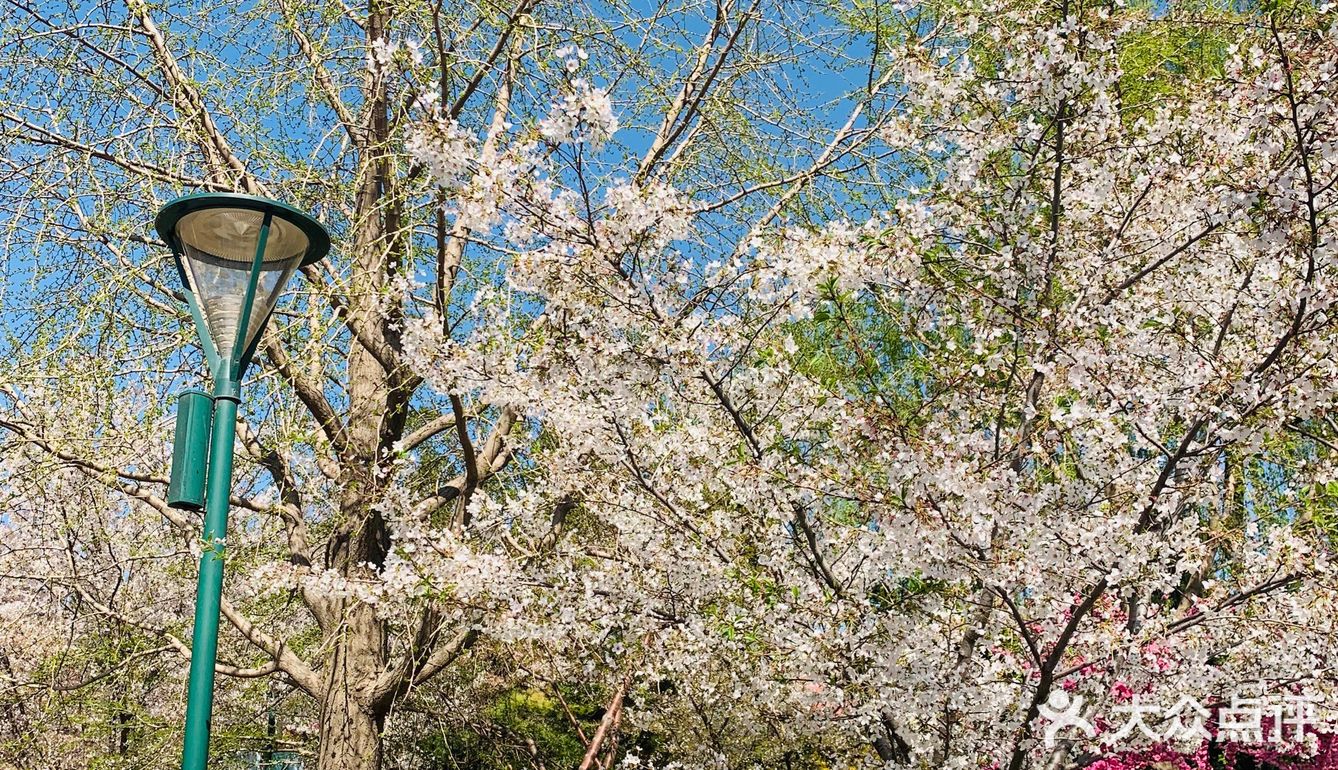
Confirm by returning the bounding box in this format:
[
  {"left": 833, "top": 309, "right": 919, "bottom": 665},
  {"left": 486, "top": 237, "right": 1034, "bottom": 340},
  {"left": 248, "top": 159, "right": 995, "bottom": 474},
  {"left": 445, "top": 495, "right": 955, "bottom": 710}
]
[{"left": 156, "top": 193, "right": 330, "bottom": 383}]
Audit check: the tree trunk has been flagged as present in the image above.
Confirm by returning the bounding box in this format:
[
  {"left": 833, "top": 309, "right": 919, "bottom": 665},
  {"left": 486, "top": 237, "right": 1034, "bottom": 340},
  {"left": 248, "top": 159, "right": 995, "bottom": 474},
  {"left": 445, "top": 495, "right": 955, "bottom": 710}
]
[
  {"left": 316, "top": 593, "right": 388, "bottom": 770},
  {"left": 316, "top": 688, "right": 382, "bottom": 770},
  {"left": 314, "top": 5, "right": 412, "bottom": 768}
]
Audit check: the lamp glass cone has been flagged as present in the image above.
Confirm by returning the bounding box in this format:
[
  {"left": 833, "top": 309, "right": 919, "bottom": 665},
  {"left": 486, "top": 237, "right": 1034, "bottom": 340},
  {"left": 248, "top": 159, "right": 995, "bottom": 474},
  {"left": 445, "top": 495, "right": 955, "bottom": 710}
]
[{"left": 176, "top": 207, "right": 308, "bottom": 365}]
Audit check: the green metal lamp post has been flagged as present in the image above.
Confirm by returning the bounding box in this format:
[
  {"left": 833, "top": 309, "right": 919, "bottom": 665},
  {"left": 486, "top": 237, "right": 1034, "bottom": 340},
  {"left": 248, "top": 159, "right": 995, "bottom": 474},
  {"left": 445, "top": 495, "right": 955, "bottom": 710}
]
[{"left": 156, "top": 193, "right": 330, "bottom": 770}]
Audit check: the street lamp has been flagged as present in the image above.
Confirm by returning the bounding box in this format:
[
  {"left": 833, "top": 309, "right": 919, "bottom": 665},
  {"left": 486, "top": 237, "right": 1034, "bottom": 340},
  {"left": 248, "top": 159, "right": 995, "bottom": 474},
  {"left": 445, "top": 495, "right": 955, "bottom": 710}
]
[{"left": 156, "top": 193, "right": 330, "bottom": 770}]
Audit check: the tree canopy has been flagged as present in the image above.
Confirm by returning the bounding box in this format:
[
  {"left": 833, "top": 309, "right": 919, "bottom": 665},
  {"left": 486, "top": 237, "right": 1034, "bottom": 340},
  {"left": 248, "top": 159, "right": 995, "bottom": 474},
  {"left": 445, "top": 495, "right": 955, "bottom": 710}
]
[{"left": 2, "top": 0, "right": 1337, "bottom": 768}]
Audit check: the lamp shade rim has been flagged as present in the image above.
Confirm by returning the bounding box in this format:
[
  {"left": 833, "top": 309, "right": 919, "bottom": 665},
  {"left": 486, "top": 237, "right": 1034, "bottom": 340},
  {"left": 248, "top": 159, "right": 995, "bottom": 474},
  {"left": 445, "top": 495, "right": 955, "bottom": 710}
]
[{"left": 155, "top": 192, "right": 331, "bottom": 266}]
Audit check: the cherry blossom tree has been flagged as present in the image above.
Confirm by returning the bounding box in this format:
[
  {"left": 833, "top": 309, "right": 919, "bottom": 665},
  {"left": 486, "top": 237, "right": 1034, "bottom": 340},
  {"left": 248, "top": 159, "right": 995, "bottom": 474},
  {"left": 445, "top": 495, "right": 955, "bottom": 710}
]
[
  {"left": 2, "top": 0, "right": 1337, "bottom": 768},
  {"left": 0, "top": 0, "right": 899, "bottom": 767},
  {"left": 396, "top": 0, "right": 1338, "bottom": 766}
]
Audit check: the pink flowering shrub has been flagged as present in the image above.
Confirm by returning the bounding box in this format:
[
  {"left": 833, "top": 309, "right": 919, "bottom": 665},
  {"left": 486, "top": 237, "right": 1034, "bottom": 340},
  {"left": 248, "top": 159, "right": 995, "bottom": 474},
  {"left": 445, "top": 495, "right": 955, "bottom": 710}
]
[{"left": 1091, "top": 738, "right": 1338, "bottom": 770}]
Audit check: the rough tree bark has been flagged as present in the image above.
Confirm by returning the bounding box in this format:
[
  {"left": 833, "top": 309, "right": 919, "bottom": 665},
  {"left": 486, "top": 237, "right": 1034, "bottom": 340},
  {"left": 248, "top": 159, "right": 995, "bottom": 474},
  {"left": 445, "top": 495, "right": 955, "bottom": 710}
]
[{"left": 310, "top": 3, "right": 407, "bottom": 765}]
